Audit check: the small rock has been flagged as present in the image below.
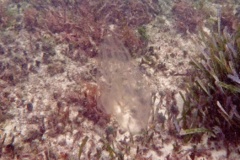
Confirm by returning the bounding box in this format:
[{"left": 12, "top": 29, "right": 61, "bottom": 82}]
[
  {"left": 174, "top": 93, "right": 184, "bottom": 118},
  {"left": 26, "top": 103, "right": 33, "bottom": 112},
  {"left": 56, "top": 122, "right": 65, "bottom": 134},
  {"left": 42, "top": 52, "right": 51, "bottom": 64},
  {"left": 69, "top": 110, "right": 79, "bottom": 122},
  {"left": 58, "top": 135, "right": 66, "bottom": 146},
  {"left": 3, "top": 134, "right": 14, "bottom": 146},
  {"left": 35, "top": 60, "right": 41, "bottom": 67},
  {"left": 22, "top": 125, "right": 42, "bottom": 142},
  {"left": 47, "top": 62, "right": 65, "bottom": 76},
  {"left": 0, "top": 45, "right": 5, "bottom": 55}
]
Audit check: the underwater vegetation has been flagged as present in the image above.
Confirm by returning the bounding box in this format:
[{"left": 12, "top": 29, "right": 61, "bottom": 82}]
[
  {"left": 180, "top": 16, "right": 240, "bottom": 142},
  {"left": 0, "top": 0, "right": 160, "bottom": 127},
  {"left": 172, "top": 1, "right": 240, "bottom": 36},
  {"left": 23, "top": 0, "right": 160, "bottom": 58},
  {"left": 1, "top": 0, "right": 240, "bottom": 159},
  {"left": 172, "top": 0, "right": 204, "bottom": 34}
]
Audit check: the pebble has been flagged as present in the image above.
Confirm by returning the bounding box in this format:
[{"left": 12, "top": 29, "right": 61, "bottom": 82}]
[
  {"left": 22, "top": 125, "right": 41, "bottom": 142},
  {"left": 26, "top": 102, "right": 33, "bottom": 112}
]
